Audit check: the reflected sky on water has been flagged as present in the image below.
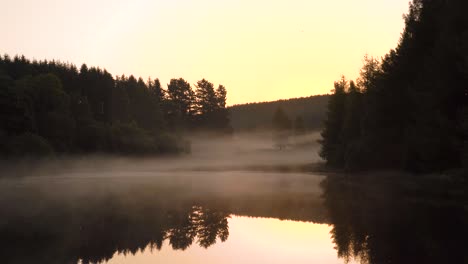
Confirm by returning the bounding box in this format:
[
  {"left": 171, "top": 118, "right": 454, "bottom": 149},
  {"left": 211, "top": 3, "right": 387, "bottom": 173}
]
[{"left": 105, "top": 216, "right": 356, "bottom": 264}]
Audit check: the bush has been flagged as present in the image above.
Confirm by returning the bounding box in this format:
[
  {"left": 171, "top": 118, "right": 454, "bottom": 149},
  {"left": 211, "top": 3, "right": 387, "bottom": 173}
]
[
  {"left": 75, "top": 119, "right": 109, "bottom": 152},
  {"left": 110, "top": 121, "right": 156, "bottom": 154}
]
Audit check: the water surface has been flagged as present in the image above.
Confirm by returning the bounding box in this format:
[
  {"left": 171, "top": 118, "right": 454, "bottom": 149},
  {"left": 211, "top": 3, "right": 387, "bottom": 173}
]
[
  {"left": 1, "top": 134, "right": 467, "bottom": 264},
  {"left": 105, "top": 216, "right": 354, "bottom": 264}
]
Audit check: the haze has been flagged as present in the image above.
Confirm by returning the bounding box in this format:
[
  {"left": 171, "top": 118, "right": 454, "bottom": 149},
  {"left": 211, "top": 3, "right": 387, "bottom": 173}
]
[
  {"left": 0, "top": 132, "right": 330, "bottom": 263},
  {"left": 1, "top": 0, "right": 409, "bottom": 105}
]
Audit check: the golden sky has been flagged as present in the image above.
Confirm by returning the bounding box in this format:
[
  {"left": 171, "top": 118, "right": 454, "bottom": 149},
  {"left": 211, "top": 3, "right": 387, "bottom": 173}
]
[{"left": 2, "top": 0, "right": 409, "bottom": 105}]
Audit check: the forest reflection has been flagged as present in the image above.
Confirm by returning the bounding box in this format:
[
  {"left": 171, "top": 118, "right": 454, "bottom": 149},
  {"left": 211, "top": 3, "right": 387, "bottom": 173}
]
[
  {"left": 0, "top": 172, "right": 326, "bottom": 264},
  {"left": 2, "top": 200, "right": 230, "bottom": 264},
  {"left": 322, "top": 174, "right": 468, "bottom": 264},
  {"left": 2, "top": 172, "right": 466, "bottom": 264}
]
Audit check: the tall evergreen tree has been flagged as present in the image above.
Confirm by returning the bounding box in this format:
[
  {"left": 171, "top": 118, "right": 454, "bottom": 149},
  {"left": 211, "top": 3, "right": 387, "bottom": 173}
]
[
  {"left": 341, "top": 80, "right": 364, "bottom": 170},
  {"left": 214, "top": 85, "right": 231, "bottom": 132},
  {"left": 194, "top": 79, "right": 218, "bottom": 125},
  {"left": 319, "top": 76, "right": 347, "bottom": 167},
  {"left": 166, "top": 78, "right": 195, "bottom": 131},
  {"left": 148, "top": 77, "right": 165, "bottom": 103}
]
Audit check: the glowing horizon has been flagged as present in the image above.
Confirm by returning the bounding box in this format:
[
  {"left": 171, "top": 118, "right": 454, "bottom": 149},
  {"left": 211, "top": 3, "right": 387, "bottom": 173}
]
[{"left": 1, "top": 0, "right": 409, "bottom": 105}]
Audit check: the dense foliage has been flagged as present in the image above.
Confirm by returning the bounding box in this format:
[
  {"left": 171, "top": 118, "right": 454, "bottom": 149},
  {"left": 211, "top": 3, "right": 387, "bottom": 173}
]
[
  {"left": 0, "top": 56, "right": 231, "bottom": 157},
  {"left": 320, "top": 0, "right": 468, "bottom": 172},
  {"left": 229, "top": 95, "right": 329, "bottom": 132}
]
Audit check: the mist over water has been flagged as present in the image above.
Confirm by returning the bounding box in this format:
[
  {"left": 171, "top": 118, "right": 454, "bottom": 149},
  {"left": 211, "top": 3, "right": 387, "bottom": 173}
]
[
  {"left": 1, "top": 131, "right": 466, "bottom": 264},
  {"left": 0, "top": 131, "right": 326, "bottom": 226},
  {"left": 1, "top": 131, "right": 322, "bottom": 178},
  {"left": 0, "top": 131, "right": 332, "bottom": 264},
  {"left": 0, "top": 131, "right": 325, "bottom": 211}
]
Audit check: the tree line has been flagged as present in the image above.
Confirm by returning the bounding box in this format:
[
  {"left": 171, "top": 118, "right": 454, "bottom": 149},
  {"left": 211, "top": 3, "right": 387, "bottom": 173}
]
[
  {"left": 229, "top": 95, "right": 329, "bottom": 132},
  {"left": 0, "top": 55, "right": 231, "bottom": 157},
  {"left": 320, "top": 0, "right": 468, "bottom": 173}
]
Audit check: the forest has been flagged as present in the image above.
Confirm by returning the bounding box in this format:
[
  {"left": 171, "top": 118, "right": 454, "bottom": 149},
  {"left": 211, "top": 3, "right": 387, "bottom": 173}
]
[
  {"left": 320, "top": 0, "right": 468, "bottom": 173},
  {"left": 0, "top": 56, "right": 231, "bottom": 157},
  {"left": 229, "top": 95, "right": 329, "bottom": 132}
]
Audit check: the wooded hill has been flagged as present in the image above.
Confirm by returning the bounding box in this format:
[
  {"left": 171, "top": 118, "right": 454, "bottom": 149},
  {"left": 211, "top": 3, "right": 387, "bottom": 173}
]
[{"left": 229, "top": 95, "right": 329, "bottom": 132}]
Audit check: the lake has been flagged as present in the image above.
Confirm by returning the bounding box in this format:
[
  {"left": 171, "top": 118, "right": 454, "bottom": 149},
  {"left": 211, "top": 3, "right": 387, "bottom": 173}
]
[
  {"left": 1, "top": 134, "right": 466, "bottom": 264},
  {"left": 1, "top": 169, "right": 340, "bottom": 264}
]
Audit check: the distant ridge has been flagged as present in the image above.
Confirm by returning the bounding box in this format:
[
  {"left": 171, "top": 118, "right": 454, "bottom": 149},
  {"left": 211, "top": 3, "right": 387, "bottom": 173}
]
[{"left": 228, "top": 94, "right": 330, "bottom": 131}]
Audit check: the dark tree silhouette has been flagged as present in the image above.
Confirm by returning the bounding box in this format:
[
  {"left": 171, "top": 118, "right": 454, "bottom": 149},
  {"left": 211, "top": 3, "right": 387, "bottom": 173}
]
[
  {"left": 0, "top": 55, "right": 233, "bottom": 157},
  {"left": 319, "top": 76, "right": 347, "bottom": 167},
  {"left": 319, "top": 0, "right": 468, "bottom": 173},
  {"left": 166, "top": 78, "right": 195, "bottom": 131},
  {"left": 192, "top": 79, "right": 231, "bottom": 132}
]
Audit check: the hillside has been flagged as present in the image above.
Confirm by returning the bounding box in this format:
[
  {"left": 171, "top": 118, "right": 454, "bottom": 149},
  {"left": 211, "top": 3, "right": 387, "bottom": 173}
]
[{"left": 229, "top": 95, "right": 329, "bottom": 131}]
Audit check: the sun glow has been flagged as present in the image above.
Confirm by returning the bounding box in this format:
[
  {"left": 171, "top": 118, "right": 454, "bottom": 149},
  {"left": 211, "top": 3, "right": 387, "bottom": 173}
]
[{"left": 1, "top": 0, "right": 409, "bottom": 105}]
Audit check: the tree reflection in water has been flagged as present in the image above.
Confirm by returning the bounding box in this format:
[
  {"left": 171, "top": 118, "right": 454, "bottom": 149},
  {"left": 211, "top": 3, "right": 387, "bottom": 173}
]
[
  {"left": 4, "top": 172, "right": 466, "bottom": 264},
  {"left": 322, "top": 174, "right": 468, "bottom": 264},
  {"left": 166, "top": 206, "right": 229, "bottom": 250},
  {"left": 0, "top": 191, "right": 231, "bottom": 264},
  {"left": 0, "top": 174, "right": 326, "bottom": 264}
]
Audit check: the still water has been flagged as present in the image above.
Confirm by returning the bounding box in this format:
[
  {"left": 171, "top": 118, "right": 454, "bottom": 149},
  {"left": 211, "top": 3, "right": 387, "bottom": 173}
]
[
  {"left": 0, "top": 169, "right": 349, "bottom": 264},
  {"left": 1, "top": 161, "right": 467, "bottom": 264},
  {"left": 105, "top": 216, "right": 353, "bottom": 264}
]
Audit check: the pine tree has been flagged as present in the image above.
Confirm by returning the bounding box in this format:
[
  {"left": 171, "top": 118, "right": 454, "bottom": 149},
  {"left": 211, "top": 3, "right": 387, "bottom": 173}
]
[
  {"left": 319, "top": 76, "right": 347, "bottom": 167},
  {"left": 166, "top": 78, "right": 195, "bottom": 131},
  {"left": 194, "top": 79, "right": 218, "bottom": 122},
  {"left": 214, "top": 85, "right": 230, "bottom": 132}
]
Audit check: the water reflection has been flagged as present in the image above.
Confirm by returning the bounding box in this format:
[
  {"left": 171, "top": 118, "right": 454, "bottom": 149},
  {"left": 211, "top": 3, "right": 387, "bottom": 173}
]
[
  {"left": 2, "top": 172, "right": 466, "bottom": 264},
  {"left": 322, "top": 174, "right": 468, "bottom": 264},
  {"left": 1, "top": 202, "right": 230, "bottom": 264},
  {"left": 0, "top": 197, "right": 234, "bottom": 263},
  {"left": 0, "top": 172, "right": 326, "bottom": 264},
  {"left": 166, "top": 206, "right": 229, "bottom": 250},
  {"left": 106, "top": 216, "right": 349, "bottom": 264}
]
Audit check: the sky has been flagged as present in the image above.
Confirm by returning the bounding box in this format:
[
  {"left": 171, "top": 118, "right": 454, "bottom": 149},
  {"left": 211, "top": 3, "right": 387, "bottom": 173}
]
[{"left": 1, "top": 0, "right": 409, "bottom": 105}]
